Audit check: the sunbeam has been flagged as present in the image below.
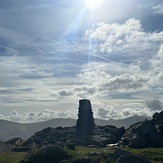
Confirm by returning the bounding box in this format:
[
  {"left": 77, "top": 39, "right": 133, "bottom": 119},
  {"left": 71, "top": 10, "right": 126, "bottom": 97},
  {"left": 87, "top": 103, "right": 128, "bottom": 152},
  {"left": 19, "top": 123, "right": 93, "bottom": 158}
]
[
  {"left": 63, "top": 8, "right": 86, "bottom": 40},
  {"left": 85, "top": 0, "right": 103, "bottom": 8}
]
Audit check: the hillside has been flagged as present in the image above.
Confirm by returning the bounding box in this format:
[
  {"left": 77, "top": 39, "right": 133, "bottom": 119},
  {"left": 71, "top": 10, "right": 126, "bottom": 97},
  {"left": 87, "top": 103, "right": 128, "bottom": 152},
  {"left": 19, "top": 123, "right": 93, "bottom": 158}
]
[
  {"left": 0, "top": 118, "right": 76, "bottom": 141},
  {"left": 0, "top": 115, "right": 151, "bottom": 141}
]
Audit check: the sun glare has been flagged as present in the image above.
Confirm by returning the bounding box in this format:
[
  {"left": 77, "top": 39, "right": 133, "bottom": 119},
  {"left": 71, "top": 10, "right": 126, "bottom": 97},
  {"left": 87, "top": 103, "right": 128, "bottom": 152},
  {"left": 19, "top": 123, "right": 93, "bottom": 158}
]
[{"left": 85, "top": 0, "right": 103, "bottom": 8}]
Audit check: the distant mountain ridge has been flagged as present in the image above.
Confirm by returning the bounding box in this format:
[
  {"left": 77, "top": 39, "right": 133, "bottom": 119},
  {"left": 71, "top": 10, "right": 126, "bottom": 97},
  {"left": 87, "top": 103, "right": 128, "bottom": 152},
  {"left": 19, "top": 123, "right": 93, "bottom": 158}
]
[{"left": 0, "top": 115, "right": 151, "bottom": 141}]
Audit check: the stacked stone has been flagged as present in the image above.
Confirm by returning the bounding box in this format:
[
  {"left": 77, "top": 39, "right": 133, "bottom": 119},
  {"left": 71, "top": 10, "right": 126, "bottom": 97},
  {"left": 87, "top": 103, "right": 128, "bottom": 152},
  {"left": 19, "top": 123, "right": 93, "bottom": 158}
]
[{"left": 76, "top": 99, "right": 95, "bottom": 141}]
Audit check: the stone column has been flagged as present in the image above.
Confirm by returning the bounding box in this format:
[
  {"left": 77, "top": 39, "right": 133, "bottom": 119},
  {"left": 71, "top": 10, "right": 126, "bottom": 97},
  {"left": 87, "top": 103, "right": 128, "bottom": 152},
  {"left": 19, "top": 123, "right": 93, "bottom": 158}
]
[{"left": 76, "top": 99, "right": 95, "bottom": 141}]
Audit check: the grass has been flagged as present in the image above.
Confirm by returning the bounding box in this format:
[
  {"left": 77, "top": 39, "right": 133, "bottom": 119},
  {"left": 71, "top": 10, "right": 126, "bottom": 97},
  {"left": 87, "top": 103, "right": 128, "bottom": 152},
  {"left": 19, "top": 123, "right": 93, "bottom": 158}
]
[
  {"left": 64, "top": 146, "right": 114, "bottom": 162},
  {"left": 123, "top": 147, "right": 163, "bottom": 163},
  {"left": 64, "top": 146, "right": 163, "bottom": 163},
  {"left": 0, "top": 147, "right": 163, "bottom": 163},
  {"left": 0, "top": 151, "right": 27, "bottom": 163}
]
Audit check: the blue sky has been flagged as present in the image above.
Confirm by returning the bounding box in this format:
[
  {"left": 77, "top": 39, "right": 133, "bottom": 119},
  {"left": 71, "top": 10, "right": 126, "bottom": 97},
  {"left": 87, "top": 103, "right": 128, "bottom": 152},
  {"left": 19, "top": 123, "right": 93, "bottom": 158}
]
[{"left": 0, "top": 0, "right": 163, "bottom": 122}]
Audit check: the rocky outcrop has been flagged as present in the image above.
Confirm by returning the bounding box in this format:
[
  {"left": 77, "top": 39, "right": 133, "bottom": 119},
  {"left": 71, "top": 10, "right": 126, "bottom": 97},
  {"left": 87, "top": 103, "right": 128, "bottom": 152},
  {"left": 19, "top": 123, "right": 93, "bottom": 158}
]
[
  {"left": 22, "top": 103, "right": 163, "bottom": 149},
  {"left": 23, "top": 125, "right": 125, "bottom": 148},
  {"left": 76, "top": 99, "right": 95, "bottom": 142},
  {"left": 153, "top": 111, "right": 163, "bottom": 121},
  {"left": 91, "top": 125, "right": 125, "bottom": 147},
  {"left": 122, "top": 111, "right": 163, "bottom": 148},
  {"left": 23, "top": 127, "right": 76, "bottom": 148}
]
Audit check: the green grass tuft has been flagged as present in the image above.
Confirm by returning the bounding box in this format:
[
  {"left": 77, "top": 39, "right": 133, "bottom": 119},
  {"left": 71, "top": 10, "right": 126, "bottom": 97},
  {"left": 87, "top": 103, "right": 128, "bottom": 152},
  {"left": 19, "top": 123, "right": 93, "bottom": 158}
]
[
  {"left": 123, "top": 147, "right": 163, "bottom": 162},
  {"left": 0, "top": 151, "right": 27, "bottom": 163},
  {"left": 64, "top": 146, "right": 114, "bottom": 162}
]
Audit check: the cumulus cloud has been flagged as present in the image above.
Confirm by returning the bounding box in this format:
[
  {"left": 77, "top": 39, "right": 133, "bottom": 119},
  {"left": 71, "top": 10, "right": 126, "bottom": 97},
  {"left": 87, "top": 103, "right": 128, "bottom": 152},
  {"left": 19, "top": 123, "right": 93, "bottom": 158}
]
[
  {"left": 77, "top": 63, "right": 111, "bottom": 84},
  {"left": 77, "top": 61, "right": 150, "bottom": 96},
  {"left": 85, "top": 19, "right": 163, "bottom": 59},
  {"left": 152, "top": 4, "right": 163, "bottom": 14},
  {"left": 49, "top": 85, "right": 97, "bottom": 99},
  {"left": 97, "top": 106, "right": 118, "bottom": 119},
  {"left": 157, "top": 44, "right": 163, "bottom": 60},
  {"left": 146, "top": 99, "right": 163, "bottom": 111},
  {"left": 48, "top": 65, "right": 148, "bottom": 99},
  {"left": 92, "top": 101, "right": 153, "bottom": 120},
  {"left": 99, "top": 74, "right": 148, "bottom": 93},
  {"left": 122, "top": 107, "right": 152, "bottom": 117},
  {"left": 150, "top": 44, "right": 163, "bottom": 67}
]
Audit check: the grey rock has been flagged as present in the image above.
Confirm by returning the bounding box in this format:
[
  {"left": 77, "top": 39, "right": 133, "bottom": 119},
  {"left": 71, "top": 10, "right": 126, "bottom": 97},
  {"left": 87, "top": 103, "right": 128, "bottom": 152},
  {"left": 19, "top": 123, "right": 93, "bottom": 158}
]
[
  {"left": 24, "top": 145, "right": 68, "bottom": 163},
  {"left": 23, "top": 127, "right": 76, "bottom": 147},
  {"left": 122, "top": 111, "right": 163, "bottom": 148},
  {"left": 91, "top": 126, "right": 125, "bottom": 147}
]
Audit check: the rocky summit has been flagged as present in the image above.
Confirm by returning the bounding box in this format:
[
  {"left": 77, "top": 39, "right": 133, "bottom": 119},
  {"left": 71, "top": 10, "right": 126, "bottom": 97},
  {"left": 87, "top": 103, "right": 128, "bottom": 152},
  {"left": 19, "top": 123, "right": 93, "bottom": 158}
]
[
  {"left": 122, "top": 110, "right": 163, "bottom": 148},
  {"left": 22, "top": 101, "right": 163, "bottom": 149}
]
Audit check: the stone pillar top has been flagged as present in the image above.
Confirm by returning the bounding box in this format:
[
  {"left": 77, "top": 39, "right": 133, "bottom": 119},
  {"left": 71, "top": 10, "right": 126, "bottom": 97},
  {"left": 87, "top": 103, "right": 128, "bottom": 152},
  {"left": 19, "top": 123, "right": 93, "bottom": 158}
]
[
  {"left": 79, "top": 99, "right": 90, "bottom": 102},
  {"left": 79, "top": 99, "right": 90, "bottom": 104}
]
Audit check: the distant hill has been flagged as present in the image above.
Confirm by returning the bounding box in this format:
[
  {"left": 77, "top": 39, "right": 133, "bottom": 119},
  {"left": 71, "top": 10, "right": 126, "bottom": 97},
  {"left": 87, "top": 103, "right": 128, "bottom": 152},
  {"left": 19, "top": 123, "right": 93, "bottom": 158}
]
[
  {"left": 108, "top": 115, "right": 151, "bottom": 128},
  {"left": 0, "top": 118, "right": 76, "bottom": 141},
  {"left": 0, "top": 115, "right": 151, "bottom": 141}
]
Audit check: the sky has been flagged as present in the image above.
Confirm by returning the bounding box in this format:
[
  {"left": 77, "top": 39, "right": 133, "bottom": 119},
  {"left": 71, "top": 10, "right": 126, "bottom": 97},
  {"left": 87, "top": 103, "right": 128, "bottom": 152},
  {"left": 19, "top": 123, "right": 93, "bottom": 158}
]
[{"left": 0, "top": 0, "right": 163, "bottom": 123}]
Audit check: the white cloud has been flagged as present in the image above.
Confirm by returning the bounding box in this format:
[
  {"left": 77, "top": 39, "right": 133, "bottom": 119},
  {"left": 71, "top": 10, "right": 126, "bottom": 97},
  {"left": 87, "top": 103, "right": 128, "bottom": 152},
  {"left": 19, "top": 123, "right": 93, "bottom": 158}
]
[
  {"left": 99, "top": 74, "right": 148, "bottom": 93},
  {"left": 96, "top": 106, "right": 118, "bottom": 119},
  {"left": 157, "top": 44, "right": 163, "bottom": 60},
  {"left": 92, "top": 101, "right": 153, "bottom": 120},
  {"left": 77, "top": 63, "right": 111, "bottom": 84},
  {"left": 122, "top": 107, "right": 152, "bottom": 117},
  {"left": 152, "top": 4, "right": 163, "bottom": 14},
  {"left": 85, "top": 19, "right": 163, "bottom": 59},
  {"left": 49, "top": 85, "right": 97, "bottom": 100},
  {"left": 0, "top": 99, "right": 158, "bottom": 123},
  {"left": 77, "top": 61, "right": 150, "bottom": 97},
  {"left": 1, "top": 109, "right": 77, "bottom": 123}
]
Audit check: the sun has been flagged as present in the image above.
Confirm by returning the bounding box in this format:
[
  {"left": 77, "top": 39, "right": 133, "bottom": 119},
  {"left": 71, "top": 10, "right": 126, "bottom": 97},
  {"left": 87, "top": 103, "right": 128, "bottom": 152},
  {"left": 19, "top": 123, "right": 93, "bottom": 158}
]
[{"left": 85, "top": 0, "right": 103, "bottom": 8}]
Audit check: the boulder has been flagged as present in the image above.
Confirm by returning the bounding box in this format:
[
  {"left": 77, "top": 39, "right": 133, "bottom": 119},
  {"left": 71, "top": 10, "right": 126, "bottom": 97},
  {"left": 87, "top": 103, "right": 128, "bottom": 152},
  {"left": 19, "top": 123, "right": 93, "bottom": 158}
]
[
  {"left": 24, "top": 145, "right": 68, "bottom": 163},
  {"left": 125, "top": 133, "right": 149, "bottom": 148},
  {"left": 122, "top": 111, "right": 163, "bottom": 148},
  {"left": 5, "top": 137, "right": 23, "bottom": 145},
  {"left": 153, "top": 111, "right": 163, "bottom": 121},
  {"left": 65, "top": 142, "right": 75, "bottom": 150},
  {"left": 23, "top": 127, "right": 76, "bottom": 148}
]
